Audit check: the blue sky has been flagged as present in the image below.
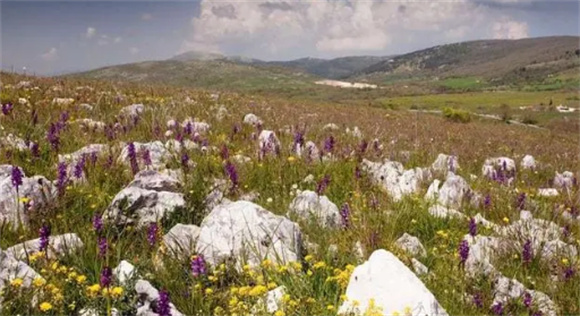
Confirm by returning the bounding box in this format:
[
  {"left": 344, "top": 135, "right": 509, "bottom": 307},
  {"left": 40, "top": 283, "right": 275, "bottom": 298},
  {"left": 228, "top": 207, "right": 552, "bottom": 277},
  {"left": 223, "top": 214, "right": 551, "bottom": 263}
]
[{"left": 1, "top": 0, "right": 578, "bottom": 75}]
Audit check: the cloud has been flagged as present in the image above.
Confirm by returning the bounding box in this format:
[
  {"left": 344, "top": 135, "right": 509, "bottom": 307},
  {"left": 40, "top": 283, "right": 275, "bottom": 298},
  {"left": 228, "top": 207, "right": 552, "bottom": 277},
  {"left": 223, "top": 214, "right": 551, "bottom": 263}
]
[
  {"left": 129, "top": 47, "right": 140, "bottom": 55},
  {"left": 40, "top": 47, "right": 58, "bottom": 61},
  {"left": 141, "top": 13, "right": 153, "bottom": 21},
  {"left": 492, "top": 19, "right": 529, "bottom": 39},
  {"left": 180, "top": 0, "right": 533, "bottom": 59},
  {"left": 86, "top": 27, "right": 96, "bottom": 39},
  {"left": 114, "top": 37, "right": 122, "bottom": 43}
]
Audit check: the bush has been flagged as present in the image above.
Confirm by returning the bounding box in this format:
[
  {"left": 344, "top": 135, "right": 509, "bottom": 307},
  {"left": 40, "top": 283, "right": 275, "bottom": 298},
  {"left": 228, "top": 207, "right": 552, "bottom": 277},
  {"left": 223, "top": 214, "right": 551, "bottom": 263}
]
[
  {"left": 499, "top": 104, "right": 511, "bottom": 122},
  {"left": 521, "top": 115, "right": 538, "bottom": 125},
  {"left": 442, "top": 107, "right": 471, "bottom": 123}
]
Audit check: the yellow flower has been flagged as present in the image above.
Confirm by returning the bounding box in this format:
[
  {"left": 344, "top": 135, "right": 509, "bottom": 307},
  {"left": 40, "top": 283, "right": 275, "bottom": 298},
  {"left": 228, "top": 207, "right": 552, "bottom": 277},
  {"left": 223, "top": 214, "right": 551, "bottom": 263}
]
[
  {"left": 248, "top": 285, "right": 267, "bottom": 297},
  {"left": 67, "top": 271, "right": 78, "bottom": 280},
  {"left": 392, "top": 311, "right": 401, "bottom": 316},
  {"left": 33, "top": 277, "right": 46, "bottom": 288},
  {"left": 306, "top": 270, "right": 313, "bottom": 276},
  {"left": 304, "top": 255, "right": 314, "bottom": 262},
  {"left": 306, "top": 297, "right": 316, "bottom": 304},
  {"left": 261, "top": 259, "right": 272, "bottom": 269},
  {"left": 287, "top": 156, "right": 296, "bottom": 163},
  {"left": 87, "top": 284, "right": 101, "bottom": 297},
  {"left": 404, "top": 306, "right": 412, "bottom": 316},
  {"left": 313, "top": 261, "right": 326, "bottom": 269},
  {"left": 76, "top": 275, "right": 87, "bottom": 284},
  {"left": 10, "top": 278, "right": 23, "bottom": 288},
  {"left": 39, "top": 302, "right": 53, "bottom": 312},
  {"left": 102, "top": 288, "right": 110, "bottom": 297},
  {"left": 327, "top": 305, "right": 335, "bottom": 311},
  {"left": 275, "top": 310, "right": 286, "bottom": 316},
  {"left": 562, "top": 258, "right": 569, "bottom": 265},
  {"left": 267, "top": 282, "right": 277, "bottom": 290},
  {"left": 503, "top": 217, "right": 510, "bottom": 224},
  {"left": 19, "top": 197, "right": 30, "bottom": 204},
  {"left": 205, "top": 288, "right": 214, "bottom": 295},
  {"left": 111, "top": 286, "right": 124, "bottom": 298}
]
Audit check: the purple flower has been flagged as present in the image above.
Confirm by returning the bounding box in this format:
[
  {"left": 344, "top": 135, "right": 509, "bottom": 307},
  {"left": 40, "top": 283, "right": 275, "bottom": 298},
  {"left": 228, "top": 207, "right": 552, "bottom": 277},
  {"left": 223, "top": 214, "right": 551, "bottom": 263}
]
[
  {"left": 472, "top": 293, "right": 483, "bottom": 309},
  {"left": 47, "top": 123, "right": 61, "bottom": 152},
  {"left": 191, "top": 255, "right": 207, "bottom": 277},
  {"left": 458, "top": 239, "right": 469, "bottom": 266},
  {"left": 516, "top": 193, "right": 526, "bottom": 210},
  {"left": 522, "top": 239, "right": 533, "bottom": 264},
  {"left": 56, "top": 162, "right": 68, "bottom": 195},
  {"left": 31, "top": 110, "right": 38, "bottom": 126},
  {"left": 2, "top": 102, "right": 13, "bottom": 115},
  {"left": 181, "top": 153, "right": 190, "bottom": 170},
  {"left": 232, "top": 124, "right": 241, "bottom": 135},
  {"left": 11, "top": 165, "right": 23, "bottom": 190},
  {"left": 142, "top": 149, "right": 152, "bottom": 167},
  {"left": 39, "top": 224, "right": 51, "bottom": 252},
  {"left": 127, "top": 142, "right": 139, "bottom": 175},
  {"left": 184, "top": 122, "right": 193, "bottom": 135},
  {"left": 316, "top": 174, "right": 330, "bottom": 196},
  {"left": 224, "top": 161, "right": 239, "bottom": 190},
  {"left": 148, "top": 222, "right": 159, "bottom": 247},
  {"left": 293, "top": 131, "right": 304, "bottom": 152},
  {"left": 98, "top": 236, "right": 108, "bottom": 258},
  {"left": 73, "top": 154, "right": 86, "bottom": 179},
  {"left": 469, "top": 217, "right": 477, "bottom": 237},
  {"left": 105, "top": 125, "right": 116, "bottom": 141},
  {"left": 523, "top": 292, "right": 532, "bottom": 308},
  {"left": 563, "top": 225, "right": 570, "bottom": 239},
  {"left": 220, "top": 144, "right": 229, "bottom": 160},
  {"left": 156, "top": 289, "right": 171, "bottom": 316},
  {"left": 30, "top": 142, "right": 40, "bottom": 158},
  {"left": 100, "top": 267, "right": 112, "bottom": 288},
  {"left": 340, "top": 203, "right": 351, "bottom": 228},
  {"left": 491, "top": 302, "right": 504, "bottom": 315},
  {"left": 563, "top": 266, "right": 575, "bottom": 280},
  {"left": 92, "top": 214, "right": 103, "bottom": 234},
  {"left": 354, "top": 166, "right": 361, "bottom": 180},
  {"left": 484, "top": 194, "right": 491, "bottom": 209},
  {"left": 323, "top": 136, "right": 335, "bottom": 153},
  {"left": 358, "top": 139, "right": 368, "bottom": 154}
]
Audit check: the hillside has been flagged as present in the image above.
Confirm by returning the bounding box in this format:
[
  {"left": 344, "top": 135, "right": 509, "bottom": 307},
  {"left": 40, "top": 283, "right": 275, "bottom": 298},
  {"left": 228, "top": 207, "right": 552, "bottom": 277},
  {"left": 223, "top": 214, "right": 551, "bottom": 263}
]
[{"left": 353, "top": 36, "right": 580, "bottom": 84}]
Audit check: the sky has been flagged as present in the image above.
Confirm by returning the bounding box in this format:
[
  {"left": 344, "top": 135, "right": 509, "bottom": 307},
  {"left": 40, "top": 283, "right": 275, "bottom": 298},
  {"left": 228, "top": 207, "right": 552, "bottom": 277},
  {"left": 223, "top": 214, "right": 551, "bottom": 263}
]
[{"left": 1, "top": 0, "right": 579, "bottom": 75}]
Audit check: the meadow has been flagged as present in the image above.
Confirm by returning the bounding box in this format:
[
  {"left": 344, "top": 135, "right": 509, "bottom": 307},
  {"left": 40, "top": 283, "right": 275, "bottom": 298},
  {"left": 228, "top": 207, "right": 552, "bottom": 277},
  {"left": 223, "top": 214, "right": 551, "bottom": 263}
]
[{"left": 0, "top": 72, "right": 578, "bottom": 316}]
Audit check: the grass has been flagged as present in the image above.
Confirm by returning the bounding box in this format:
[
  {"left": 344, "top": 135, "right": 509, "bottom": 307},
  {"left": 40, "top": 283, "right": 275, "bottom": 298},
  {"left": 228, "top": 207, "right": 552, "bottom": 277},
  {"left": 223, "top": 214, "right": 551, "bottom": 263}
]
[
  {"left": 0, "top": 72, "right": 578, "bottom": 315},
  {"left": 439, "top": 77, "right": 485, "bottom": 91}
]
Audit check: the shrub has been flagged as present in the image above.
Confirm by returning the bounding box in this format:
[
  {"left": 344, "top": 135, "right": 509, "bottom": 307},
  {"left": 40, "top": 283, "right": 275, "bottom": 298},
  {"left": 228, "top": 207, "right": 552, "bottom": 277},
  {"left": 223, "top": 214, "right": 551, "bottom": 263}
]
[
  {"left": 442, "top": 107, "right": 471, "bottom": 123},
  {"left": 499, "top": 104, "right": 511, "bottom": 122}
]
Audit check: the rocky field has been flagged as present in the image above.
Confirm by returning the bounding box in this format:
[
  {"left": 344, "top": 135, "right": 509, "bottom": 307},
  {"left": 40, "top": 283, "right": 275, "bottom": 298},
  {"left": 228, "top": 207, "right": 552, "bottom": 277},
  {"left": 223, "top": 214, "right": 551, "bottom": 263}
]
[{"left": 0, "top": 73, "right": 578, "bottom": 316}]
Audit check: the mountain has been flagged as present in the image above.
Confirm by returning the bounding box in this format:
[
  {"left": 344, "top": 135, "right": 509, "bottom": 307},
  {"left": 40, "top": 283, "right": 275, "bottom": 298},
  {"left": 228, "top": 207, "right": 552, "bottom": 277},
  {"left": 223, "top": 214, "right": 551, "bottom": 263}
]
[{"left": 352, "top": 36, "right": 580, "bottom": 84}]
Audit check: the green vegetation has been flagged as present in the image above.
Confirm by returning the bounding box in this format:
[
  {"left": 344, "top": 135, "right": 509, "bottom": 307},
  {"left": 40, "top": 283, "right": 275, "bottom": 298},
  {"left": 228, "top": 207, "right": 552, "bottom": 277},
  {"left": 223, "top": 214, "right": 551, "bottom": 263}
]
[{"left": 442, "top": 107, "right": 472, "bottom": 123}]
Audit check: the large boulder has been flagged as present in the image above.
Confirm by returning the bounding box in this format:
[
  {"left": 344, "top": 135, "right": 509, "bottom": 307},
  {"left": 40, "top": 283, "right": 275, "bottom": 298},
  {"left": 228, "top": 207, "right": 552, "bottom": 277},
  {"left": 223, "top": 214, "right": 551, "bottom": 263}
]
[
  {"left": 128, "top": 169, "right": 183, "bottom": 192},
  {"left": 361, "top": 159, "right": 427, "bottom": 202},
  {"left": 394, "top": 233, "right": 426, "bottom": 257},
  {"left": 288, "top": 190, "right": 341, "bottom": 228},
  {"left": 135, "top": 280, "right": 184, "bottom": 316},
  {"left": 431, "top": 153, "right": 459, "bottom": 175},
  {"left": 195, "top": 201, "right": 303, "bottom": 268},
  {"left": 520, "top": 155, "right": 536, "bottom": 170},
  {"left": 243, "top": 113, "right": 262, "bottom": 126},
  {"left": 0, "top": 134, "right": 29, "bottom": 151},
  {"left": 0, "top": 249, "right": 42, "bottom": 290},
  {"left": 482, "top": 157, "right": 516, "bottom": 183},
  {"left": 118, "top": 141, "right": 169, "bottom": 170},
  {"left": 0, "top": 167, "right": 57, "bottom": 229},
  {"left": 425, "top": 172, "right": 471, "bottom": 209},
  {"left": 162, "top": 224, "right": 201, "bottom": 259},
  {"left": 338, "top": 249, "right": 448, "bottom": 316},
  {"left": 6, "top": 233, "right": 84, "bottom": 260},
  {"left": 104, "top": 187, "right": 185, "bottom": 227}
]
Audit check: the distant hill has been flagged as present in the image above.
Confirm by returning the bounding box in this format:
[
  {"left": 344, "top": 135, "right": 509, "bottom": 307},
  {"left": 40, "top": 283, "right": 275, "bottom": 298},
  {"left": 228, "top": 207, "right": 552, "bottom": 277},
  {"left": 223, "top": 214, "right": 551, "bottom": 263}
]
[{"left": 352, "top": 36, "right": 580, "bottom": 84}]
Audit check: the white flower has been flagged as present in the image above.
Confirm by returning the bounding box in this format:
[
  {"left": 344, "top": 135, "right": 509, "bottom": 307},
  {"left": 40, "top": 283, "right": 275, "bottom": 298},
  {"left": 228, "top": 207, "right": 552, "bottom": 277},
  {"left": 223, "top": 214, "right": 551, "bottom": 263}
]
[{"left": 266, "top": 197, "right": 273, "bottom": 203}]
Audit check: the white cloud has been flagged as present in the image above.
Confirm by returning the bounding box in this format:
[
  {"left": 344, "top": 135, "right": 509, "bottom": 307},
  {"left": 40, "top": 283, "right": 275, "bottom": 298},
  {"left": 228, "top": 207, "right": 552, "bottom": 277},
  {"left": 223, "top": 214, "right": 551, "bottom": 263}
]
[
  {"left": 114, "top": 37, "right": 122, "bottom": 43},
  {"left": 40, "top": 47, "right": 58, "bottom": 61},
  {"left": 86, "top": 27, "right": 96, "bottom": 39},
  {"left": 141, "top": 13, "right": 153, "bottom": 21},
  {"left": 129, "top": 47, "right": 140, "bottom": 55},
  {"left": 492, "top": 19, "right": 529, "bottom": 39},
  {"left": 180, "top": 0, "right": 533, "bottom": 58}
]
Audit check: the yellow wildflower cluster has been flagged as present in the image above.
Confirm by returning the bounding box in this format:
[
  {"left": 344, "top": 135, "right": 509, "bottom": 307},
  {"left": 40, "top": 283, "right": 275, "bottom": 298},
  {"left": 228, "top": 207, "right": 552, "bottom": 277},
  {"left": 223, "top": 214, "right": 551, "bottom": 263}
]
[{"left": 326, "top": 264, "right": 355, "bottom": 289}]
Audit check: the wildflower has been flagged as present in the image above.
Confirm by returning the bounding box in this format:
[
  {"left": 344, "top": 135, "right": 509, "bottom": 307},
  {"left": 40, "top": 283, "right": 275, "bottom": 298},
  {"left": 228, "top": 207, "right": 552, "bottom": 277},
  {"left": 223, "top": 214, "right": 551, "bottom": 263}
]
[
  {"left": 47, "top": 123, "right": 61, "bottom": 152},
  {"left": 522, "top": 239, "right": 533, "bottom": 264},
  {"left": 39, "top": 302, "right": 53, "bottom": 312},
  {"left": 39, "top": 224, "right": 51, "bottom": 252},
  {"left": 516, "top": 192, "right": 526, "bottom": 210},
  {"left": 92, "top": 214, "right": 103, "bottom": 233},
  {"left": 274, "top": 310, "right": 285, "bottom": 316},
  {"left": 33, "top": 277, "right": 46, "bottom": 288},
  {"left": 2, "top": 102, "right": 13, "bottom": 115},
  {"left": 468, "top": 217, "right": 477, "bottom": 236},
  {"left": 11, "top": 278, "right": 23, "bottom": 288},
  {"left": 287, "top": 156, "right": 296, "bottom": 163},
  {"left": 491, "top": 302, "right": 504, "bottom": 315},
  {"left": 224, "top": 161, "right": 239, "bottom": 190},
  {"left": 98, "top": 236, "right": 108, "bottom": 257},
  {"left": 73, "top": 154, "right": 86, "bottom": 179},
  {"left": 473, "top": 293, "right": 483, "bottom": 308},
  {"left": 483, "top": 194, "right": 491, "bottom": 209},
  {"left": 191, "top": 255, "right": 207, "bottom": 277},
  {"left": 313, "top": 261, "right": 326, "bottom": 269},
  {"left": 458, "top": 240, "right": 469, "bottom": 266},
  {"left": 56, "top": 162, "right": 68, "bottom": 195},
  {"left": 76, "top": 275, "right": 87, "bottom": 284},
  {"left": 563, "top": 266, "right": 575, "bottom": 280},
  {"left": 181, "top": 153, "right": 190, "bottom": 170},
  {"left": 316, "top": 174, "right": 330, "bottom": 196},
  {"left": 354, "top": 166, "right": 361, "bottom": 180},
  {"left": 100, "top": 267, "right": 112, "bottom": 288},
  {"left": 323, "top": 136, "right": 335, "bottom": 153},
  {"left": 11, "top": 165, "right": 23, "bottom": 190},
  {"left": 30, "top": 142, "right": 40, "bottom": 158},
  {"left": 127, "top": 142, "right": 139, "bottom": 175},
  {"left": 157, "top": 289, "right": 171, "bottom": 316},
  {"left": 340, "top": 203, "right": 350, "bottom": 228},
  {"left": 205, "top": 288, "right": 214, "bottom": 295},
  {"left": 326, "top": 305, "right": 335, "bottom": 311},
  {"left": 523, "top": 292, "right": 532, "bottom": 308},
  {"left": 142, "top": 149, "right": 152, "bottom": 167},
  {"left": 220, "top": 144, "right": 229, "bottom": 160},
  {"left": 111, "top": 286, "right": 123, "bottom": 298},
  {"left": 87, "top": 283, "right": 101, "bottom": 297},
  {"left": 502, "top": 217, "right": 509, "bottom": 224},
  {"left": 148, "top": 222, "right": 159, "bottom": 247}
]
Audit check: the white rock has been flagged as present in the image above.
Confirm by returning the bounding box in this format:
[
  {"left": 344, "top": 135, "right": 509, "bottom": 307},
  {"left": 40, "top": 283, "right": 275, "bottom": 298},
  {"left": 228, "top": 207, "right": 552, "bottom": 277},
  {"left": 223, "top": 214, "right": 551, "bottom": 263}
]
[
  {"left": 537, "top": 188, "right": 559, "bottom": 197},
  {"left": 265, "top": 286, "right": 286, "bottom": 313},
  {"left": 354, "top": 241, "right": 365, "bottom": 261},
  {"left": 0, "top": 249, "right": 42, "bottom": 289},
  {"left": 196, "top": 201, "right": 303, "bottom": 268},
  {"left": 288, "top": 190, "right": 341, "bottom": 228},
  {"left": 302, "top": 174, "right": 315, "bottom": 184},
  {"left": 79, "top": 103, "right": 94, "bottom": 111},
  {"left": 520, "top": 155, "right": 536, "bottom": 169},
  {"left": 492, "top": 276, "right": 557, "bottom": 316},
  {"left": 411, "top": 258, "right": 429, "bottom": 276},
  {"left": 323, "top": 123, "right": 339, "bottom": 131},
  {"left": 296, "top": 141, "right": 321, "bottom": 161},
  {"left": 135, "top": 279, "right": 184, "bottom": 316},
  {"left": 258, "top": 130, "right": 280, "bottom": 158},
  {"left": 128, "top": 169, "right": 182, "bottom": 192},
  {"left": 338, "top": 249, "right": 448, "bottom": 316},
  {"left": 0, "top": 134, "right": 29, "bottom": 151},
  {"left": 431, "top": 154, "right": 459, "bottom": 175},
  {"left": 118, "top": 141, "right": 169, "bottom": 170},
  {"left": 120, "top": 103, "right": 144, "bottom": 118},
  {"left": 243, "top": 113, "right": 262, "bottom": 126},
  {"left": 482, "top": 157, "right": 516, "bottom": 179},
  {"left": 346, "top": 126, "right": 363, "bottom": 138},
  {"left": 6, "top": 233, "right": 84, "bottom": 260},
  {"left": 166, "top": 119, "right": 178, "bottom": 129},
  {"left": 428, "top": 205, "right": 466, "bottom": 220},
  {"left": 554, "top": 171, "right": 574, "bottom": 190},
  {"left": 232, "top": 154, "right": 251, "bottom": 164},
  {"left": 164, "top": 139, "right": 198, "bottom": 153},
  {"left": 163, "top": 224, "right": 200, "bottom": 259},
  {"left": 52, "top": 98, "right": 74, "bottom": 106},
  {"left": 104, "top": 187, "right": 185, "bottom": 227},
  {"left": 463, "top": 234, "right": 503, "bottom": 277},
  {"left": 113, "top": 260, "right": 136, "bottom": 285},
  {"left": 74, "top": 118, "right": 106, "bottom": 132},
  {"left": 362, "top": 159, "right": 424, "bottom": 202},
  {"left": 395, "top": 233, "right": 427, "bottom": 257}
]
